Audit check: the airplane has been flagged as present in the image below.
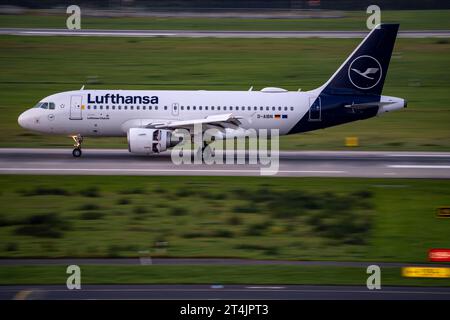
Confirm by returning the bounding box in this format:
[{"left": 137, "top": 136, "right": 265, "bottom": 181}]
[{"left": 18, "top": 24, "right": 406, "bottom": 158}]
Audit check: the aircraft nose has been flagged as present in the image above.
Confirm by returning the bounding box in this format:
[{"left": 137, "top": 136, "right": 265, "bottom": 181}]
[{"left": 18, "top": 111, "right": 31, "bottom": 129}]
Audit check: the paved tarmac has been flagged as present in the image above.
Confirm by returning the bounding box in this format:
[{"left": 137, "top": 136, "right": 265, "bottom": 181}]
[
  {"left": 2, "top": 284, "right": 449, "bottom": 300},
  {"left": 0, "top": 149, "right": 449, "bottom": 178},
  {"left": 1, "top": 28, "right": 449, "bottom": 38}
]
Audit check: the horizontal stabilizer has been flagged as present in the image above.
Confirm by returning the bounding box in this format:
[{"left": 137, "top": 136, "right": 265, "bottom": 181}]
[{"left": 344, "top": 101, "right": 395, "bottom": 109}]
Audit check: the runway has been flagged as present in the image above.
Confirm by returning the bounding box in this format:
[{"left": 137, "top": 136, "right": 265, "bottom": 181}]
[
  {"left": 1, "top": 28, "right": 449, "bottom": 38},
  {"left": 0, "top": 148, "right": 450, "bottom": 178},
  {"left": 2, "top": 284, "right": 450, "bottom": 300}
]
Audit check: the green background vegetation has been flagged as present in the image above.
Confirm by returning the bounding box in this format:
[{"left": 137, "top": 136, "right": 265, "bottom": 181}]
[
  {"left": 0, "top": 35, "right": 449, "bottom": 150},
  {"left": 1, "top": 265, "right": 448, "bottom": 286},
  {"left": 0, "top": 176, "right": 448, "bottom": 263}
]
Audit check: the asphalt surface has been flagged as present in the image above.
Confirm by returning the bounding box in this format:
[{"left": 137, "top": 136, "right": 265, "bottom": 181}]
[
  {"left": 1, "top": 258, "right": 449, "bottom": 268},
  {"left": 2, "top": 284, "right": 450, "bottom": 300},
  {"left": 1, "top": 28, "right": 449, "bottom": 38},
  {"left": 0, "top": 148, "right": 449, "bottom": 178}
]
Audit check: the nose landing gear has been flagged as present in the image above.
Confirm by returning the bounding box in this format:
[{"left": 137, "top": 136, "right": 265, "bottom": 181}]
[{"left": 71, "top": 134, "right": 83, "bottom": 157}]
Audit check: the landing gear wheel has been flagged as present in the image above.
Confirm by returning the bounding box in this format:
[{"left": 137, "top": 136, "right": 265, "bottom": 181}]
[
  {"left": 72, "top": 148, "right": 82, "bottom": 158},
  {"left": 71, "top": 134, "right": 83, "bottom": 157},
  {"left": 201, "top": 142, "right": 208, "bottom": 163},
  {"left": 202, "top": 141, "right": 215, "bottom": 162}
]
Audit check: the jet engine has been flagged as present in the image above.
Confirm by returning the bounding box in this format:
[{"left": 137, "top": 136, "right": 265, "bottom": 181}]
[{"left": 127, "top": 128, "right": 180, "bottom": 154}]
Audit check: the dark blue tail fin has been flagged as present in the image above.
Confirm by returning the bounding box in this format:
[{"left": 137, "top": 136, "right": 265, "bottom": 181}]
[{"left": 321, "top": 24, "right": 399, "bottom": 96}]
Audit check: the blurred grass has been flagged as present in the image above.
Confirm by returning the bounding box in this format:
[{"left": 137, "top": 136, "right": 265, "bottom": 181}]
[
  {"left": 0, "top": 10, "right": 449, "bottom": 30},
  {"left": 0, "top": 35, "right": 449, "bottom": 150},
  {"left": 0, "top": 265, "right": 449, "bottom": 286},
  {"left": 0, "top": 176, "right": 449, "bottom": 262}
]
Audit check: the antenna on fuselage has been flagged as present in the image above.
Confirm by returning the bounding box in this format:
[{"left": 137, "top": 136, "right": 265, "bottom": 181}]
[
  {"left": 248, "top": 86, "right": 253, "bottom": 91},
  {"left": 80, "top": 85, "right": 85, "bottom": 90}
]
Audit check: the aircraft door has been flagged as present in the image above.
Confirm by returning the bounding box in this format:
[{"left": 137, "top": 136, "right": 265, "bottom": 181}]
[
  {"left": 172, "top": 103, "right": 179, "bottom": 116},
  {"left": 70, "top": 95, "right": 83, "bottom": 120},
  {"left": 309, "top": 97, "right": 321, "bottom": 121}
]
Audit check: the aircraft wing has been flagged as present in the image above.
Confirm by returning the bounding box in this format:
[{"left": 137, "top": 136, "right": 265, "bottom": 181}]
[{"left": 145, "top": 113, "right": 243, "bottom": 132}]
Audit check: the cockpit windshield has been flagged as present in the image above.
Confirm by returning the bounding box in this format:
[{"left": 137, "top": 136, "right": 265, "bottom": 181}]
[{"left": 33, "top": 102, "right": 55, "bottom": 110}]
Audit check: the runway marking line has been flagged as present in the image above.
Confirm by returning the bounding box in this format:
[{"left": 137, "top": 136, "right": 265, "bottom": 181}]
[
  {"left": 245, "top": 286, "right": 286, "bottom": 289},
  {"left": 388, "top": 154, "right": 450, "bottom": 158},
  {"left": 22, "top": 31, "right": 177, "bottom": 37},
  {"left": 13, "top": 289, "right": 32, "bottom": 300},
  {"left": 388, "top": 165, "right": 450, "bottom": 169},
  {"left": 0, "top": 168, "right": 347, "bottom": 174}
]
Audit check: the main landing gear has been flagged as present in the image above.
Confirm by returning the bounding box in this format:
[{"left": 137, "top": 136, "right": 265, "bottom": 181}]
[
  {"left": 201, "top": 140, "right": 216, "bottom": 161},
  {"left": 71, "top": 134, "right": 83, "bottom": 157}
]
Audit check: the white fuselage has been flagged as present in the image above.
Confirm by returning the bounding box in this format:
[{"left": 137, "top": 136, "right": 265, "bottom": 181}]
[{"left": 18, "top": 88, "right": 314, "bottom": 137}]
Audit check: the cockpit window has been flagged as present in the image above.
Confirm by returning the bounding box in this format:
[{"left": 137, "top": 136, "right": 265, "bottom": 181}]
[{"left": 33, "top": 102, "right": 54, "bottom": 109}]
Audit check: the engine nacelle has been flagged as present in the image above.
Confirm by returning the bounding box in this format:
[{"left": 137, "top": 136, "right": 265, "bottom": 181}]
[{"left": 127, "top": 128, "right": 178, "bottom": 155}]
